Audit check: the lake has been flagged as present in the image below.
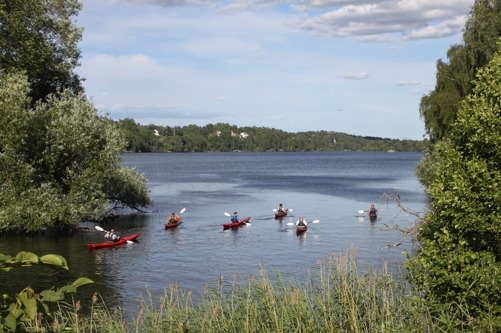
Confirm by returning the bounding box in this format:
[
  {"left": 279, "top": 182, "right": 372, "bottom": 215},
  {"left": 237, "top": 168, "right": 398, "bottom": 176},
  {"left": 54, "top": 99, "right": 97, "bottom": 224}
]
[{"left": 0, "top": 151, "right": 428, "bottom": 314}]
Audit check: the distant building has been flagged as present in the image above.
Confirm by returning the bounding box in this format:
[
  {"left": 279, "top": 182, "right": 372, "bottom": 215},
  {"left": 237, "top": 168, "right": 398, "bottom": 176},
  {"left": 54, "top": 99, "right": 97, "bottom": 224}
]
[
  {"left": 231, "top": 130, "right": 249, "bottom": 138},
  {"left": 153, "top": 129, "right": 160, "bottom": 136}
]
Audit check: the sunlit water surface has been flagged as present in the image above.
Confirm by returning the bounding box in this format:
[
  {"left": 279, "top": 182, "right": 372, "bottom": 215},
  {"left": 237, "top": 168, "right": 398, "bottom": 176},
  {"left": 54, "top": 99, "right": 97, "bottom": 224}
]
[{"left": 0, "top": 151, "right": 427, "bottom": 313}]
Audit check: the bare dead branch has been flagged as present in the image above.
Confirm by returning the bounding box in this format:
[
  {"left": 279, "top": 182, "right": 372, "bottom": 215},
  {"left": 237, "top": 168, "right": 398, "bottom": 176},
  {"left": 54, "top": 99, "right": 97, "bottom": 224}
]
[{"left": 377, "top": 193, "right": 430, "bottom": 249}]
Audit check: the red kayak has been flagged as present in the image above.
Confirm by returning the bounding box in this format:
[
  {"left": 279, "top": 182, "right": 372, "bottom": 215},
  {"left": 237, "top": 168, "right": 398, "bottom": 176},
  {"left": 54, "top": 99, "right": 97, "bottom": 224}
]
[
  {"left": 223, "top": 217, "right": 251, "bottom": 229},
  {"left": 296, "top": 226, "right": 307, "bottom": 234},
  {"left": 296, "top": 223, "right": 308, "bottom": 234},
  {"left": 87, "top": 233, "right": 140, "bottom": 249},
  {"left": 165, "top": 218, "right": 183, "bottom": 229},
  {"left": 275, "top": 209, "right": 288, "bottom": 218}
]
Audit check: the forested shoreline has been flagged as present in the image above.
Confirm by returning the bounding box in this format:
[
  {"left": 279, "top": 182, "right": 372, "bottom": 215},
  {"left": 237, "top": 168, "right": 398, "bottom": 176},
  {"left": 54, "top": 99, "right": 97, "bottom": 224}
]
[{"left": 117, "top": 119, "right": 427, "bottom": 153}]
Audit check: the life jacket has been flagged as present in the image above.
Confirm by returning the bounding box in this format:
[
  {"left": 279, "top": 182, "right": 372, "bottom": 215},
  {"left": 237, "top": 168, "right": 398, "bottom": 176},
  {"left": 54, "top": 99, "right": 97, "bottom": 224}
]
[
  {"left": 169, "top": 216, "right": 178, "bottom": 223},
  {"left": 297, "top": 219, "right": 306, "bottom": 227},
  {"left": 106, "top": 233, "right": 119, "bottom": 242},
  {"left": 231, "top": 216, "right": 238, "bottom": 223}
]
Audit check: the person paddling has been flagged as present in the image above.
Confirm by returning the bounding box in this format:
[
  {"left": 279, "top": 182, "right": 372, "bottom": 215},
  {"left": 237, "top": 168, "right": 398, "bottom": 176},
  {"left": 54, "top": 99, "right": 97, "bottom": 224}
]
[
  {"left": 167, "top": 212, "right": 180, "bottom": 224},
  {"left": 231, "top": 212, "right": 241, "bottom": 223},
  {"left": 277, "top": 203, "right": 285, "bottom": 214},
  {"left": 369, "top": 204, "right": 378, "bottom": 216},
  {"left": 104, "top": 229, "right": 120, "bottom": 242},
  {"left": 296, "top": 216, "right": 308, "bottom": 227}
]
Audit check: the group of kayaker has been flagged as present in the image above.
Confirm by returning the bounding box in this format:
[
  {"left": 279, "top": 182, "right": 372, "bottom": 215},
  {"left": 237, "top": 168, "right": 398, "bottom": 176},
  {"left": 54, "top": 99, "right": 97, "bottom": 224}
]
[
  {"left": 276, "top": 203, "right": 309, "bottom": 227},
  {"left": 102, "top": 203, "right": 378, "bottom": 242}
]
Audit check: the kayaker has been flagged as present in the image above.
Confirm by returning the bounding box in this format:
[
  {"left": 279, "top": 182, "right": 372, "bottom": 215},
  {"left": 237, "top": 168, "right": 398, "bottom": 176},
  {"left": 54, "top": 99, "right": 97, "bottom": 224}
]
[
  {"left": 369, "top": 204, "right": 378, "bottom": 215},
  {"left": 231, "top": 212, "right": 240, "bottom": 223},
  {"left": 277, "top": 203, "right": 285, "bottom": 213},
  {"left": 168, "top": 212, "right": 180, "bottom": 224},
  {"left": 296, "top": 216, "right": 308, "bottom": 227},
  {"left": 104, "top": 229, "right": 120, "bottom": 242}
]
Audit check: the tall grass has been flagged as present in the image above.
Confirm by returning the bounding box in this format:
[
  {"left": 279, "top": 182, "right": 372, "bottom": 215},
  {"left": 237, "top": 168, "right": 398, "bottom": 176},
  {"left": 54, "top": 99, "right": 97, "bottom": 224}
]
[{"left": 25, "top": 249, "right": 499, "bottom": 332}]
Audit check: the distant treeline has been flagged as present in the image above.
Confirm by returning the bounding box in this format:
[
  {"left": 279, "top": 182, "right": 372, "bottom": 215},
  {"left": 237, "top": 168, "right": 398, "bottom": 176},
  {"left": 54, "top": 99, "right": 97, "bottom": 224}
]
[{"left": 117, "top": 118, "right": 427, "bottom": 153}]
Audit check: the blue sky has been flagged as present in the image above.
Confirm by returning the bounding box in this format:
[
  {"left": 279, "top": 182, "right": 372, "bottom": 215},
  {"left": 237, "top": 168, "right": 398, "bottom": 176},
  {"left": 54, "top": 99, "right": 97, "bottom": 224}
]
[{"left": 76, "top": 0, "right": 475, "bottom": 140}]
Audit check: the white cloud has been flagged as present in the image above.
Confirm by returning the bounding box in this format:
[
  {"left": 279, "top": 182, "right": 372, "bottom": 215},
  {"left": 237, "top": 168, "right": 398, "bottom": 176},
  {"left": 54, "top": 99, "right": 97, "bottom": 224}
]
[
  {"left": 266, "top": 115, "right": 286, "bottom": 120},
  {"left": 296, "top": 0, "right": 375, "bottom": 10},
  {"left": 110, "top": 0, "right": 474, "bottom": 43},
  {"left": 296, "top": 0, "right": 473, "bottom": 41},
  {"left": 343, "top": 72, "right": 369, "bottom": 80},
  {"left": 405, "top": 15, "right": 467, "bottom": 40},
  {"left": 218, "top": 1, "right": 253, "bottom": 13},
  {"left": 124, "top": 0, "right": 215, "bottom": 7},
  {"left": 397, "top": 80, "right": 420, "bottom": 86}
]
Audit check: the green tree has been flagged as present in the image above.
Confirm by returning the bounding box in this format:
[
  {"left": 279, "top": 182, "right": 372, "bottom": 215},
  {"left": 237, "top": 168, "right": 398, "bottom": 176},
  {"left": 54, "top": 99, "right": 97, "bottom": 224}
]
[
  {"left": 419, "top": 0, "right": 501, "bottom": 142},
  {"left": 118, "top": 118, "right": 152, "bottom": 152},
  {"left": 0, "top": 72, "right": 151, "bottom": 231},
  {"left": 408, "top": 41, "right": 501, "bottom": 322},
  {"left": 0, "top": 0, "right": 84, "bottom": 102}
]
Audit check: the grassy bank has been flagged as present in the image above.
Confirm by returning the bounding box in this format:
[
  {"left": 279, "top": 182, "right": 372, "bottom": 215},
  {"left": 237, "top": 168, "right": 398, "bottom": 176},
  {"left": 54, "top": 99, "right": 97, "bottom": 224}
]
[{"left": 24, "top": 249, "right": 499, "bottom": 332}]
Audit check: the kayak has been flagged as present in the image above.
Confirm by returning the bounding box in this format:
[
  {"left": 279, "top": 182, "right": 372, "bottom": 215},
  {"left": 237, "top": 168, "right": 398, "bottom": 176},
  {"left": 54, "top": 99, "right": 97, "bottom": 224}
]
[
  {"left": 165, "top": 218, "right": 183, "bottom": 229},
  {"left": 369, "top": 212, "right": 377, "bottom": 219},
  {"left": 223, "top": 217, "right": 251, "bottom": 229},
  {"left": 296, "top": 226, "right": 307, "bottom": 234},
  {"left": 275, "top": 209, "right": 288, "bottom": 218},
  {"left": 87, "top": 233, "right": 140, "bottom": 249}
]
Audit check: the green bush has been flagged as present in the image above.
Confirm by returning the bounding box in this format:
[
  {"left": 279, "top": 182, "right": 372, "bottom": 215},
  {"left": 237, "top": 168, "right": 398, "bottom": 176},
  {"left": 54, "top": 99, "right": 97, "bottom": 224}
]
[{"left": 409, "top": 41, "right": 501, "bottom": 323}]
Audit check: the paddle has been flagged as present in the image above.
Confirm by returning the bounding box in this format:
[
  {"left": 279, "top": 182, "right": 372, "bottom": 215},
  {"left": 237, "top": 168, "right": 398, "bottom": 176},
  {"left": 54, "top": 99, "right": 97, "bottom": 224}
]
[
  {"left": 94, "top": 226, "right": 133, "bottom": 244},
  {"left": 273, "top": 208, "right": 293, "bottom": 212},
  {"left": 287, "top": 220, "right": 319, "bottom": 226},
  {"left": 359, "top": 208, "right": 383, "bottom": 214},
  {"left": 224, "top": 212, "right": 252, "bottom": 226}
]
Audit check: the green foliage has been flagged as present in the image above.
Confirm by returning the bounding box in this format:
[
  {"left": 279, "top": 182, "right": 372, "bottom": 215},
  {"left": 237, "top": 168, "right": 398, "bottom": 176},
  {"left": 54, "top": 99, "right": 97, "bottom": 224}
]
[
  {"left": 0, "top": 251, "right": 93, "bottom": 332},
  {"left": 117, "top": 119, "right": 425, "bottom": 153},
  {"left": 420, "top": 0, "right": 501, "bottom": 142},
  {"left": 0, "top": 0, "right": 84, "bottom": 102},
  {"left": 35, "top": 252, "right": 499, "bottom": 332},
  {"left": 408, "top": 41, "right": 501, "bottom": 322},
  {"left": 0, "top": 251, "right": 67, "bottom": 271},
  {"left": 0, "top": 72, "right": 152, "bottom": 231}
]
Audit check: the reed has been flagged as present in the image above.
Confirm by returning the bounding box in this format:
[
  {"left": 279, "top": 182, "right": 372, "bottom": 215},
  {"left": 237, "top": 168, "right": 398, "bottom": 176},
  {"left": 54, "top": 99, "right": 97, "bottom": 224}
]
[{"left": 22, "top": 249, "right": 498, "bottom": 332}]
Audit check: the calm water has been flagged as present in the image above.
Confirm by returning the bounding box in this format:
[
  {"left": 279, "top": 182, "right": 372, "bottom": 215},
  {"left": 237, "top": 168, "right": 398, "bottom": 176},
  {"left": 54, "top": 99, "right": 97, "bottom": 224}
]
[{"left": 0, "top": 151, "right": 428, "bottom": 313}]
